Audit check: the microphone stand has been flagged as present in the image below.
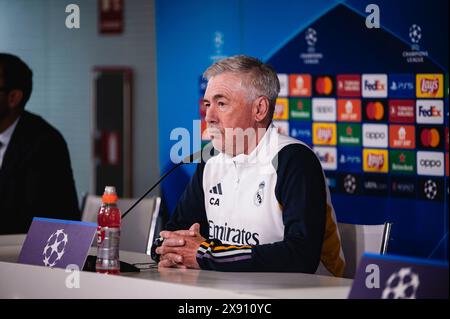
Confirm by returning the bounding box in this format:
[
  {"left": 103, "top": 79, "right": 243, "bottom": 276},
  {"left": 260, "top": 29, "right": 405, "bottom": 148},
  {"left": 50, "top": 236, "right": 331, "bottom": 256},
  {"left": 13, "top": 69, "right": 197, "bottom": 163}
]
[{"left": 121, "top": 161, "right": 185, "bottom": 219}]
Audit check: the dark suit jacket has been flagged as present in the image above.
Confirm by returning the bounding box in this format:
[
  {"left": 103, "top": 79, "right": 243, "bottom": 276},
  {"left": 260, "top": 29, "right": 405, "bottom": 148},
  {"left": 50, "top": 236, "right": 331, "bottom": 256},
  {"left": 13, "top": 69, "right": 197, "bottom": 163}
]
[{"left": 0, "top": 111, "right": 80, "bottom": 234}]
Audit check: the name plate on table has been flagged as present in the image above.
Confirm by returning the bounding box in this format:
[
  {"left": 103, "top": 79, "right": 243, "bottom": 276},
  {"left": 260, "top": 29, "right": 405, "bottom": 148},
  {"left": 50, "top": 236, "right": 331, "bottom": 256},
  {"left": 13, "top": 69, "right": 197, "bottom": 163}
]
[
  {"left": 18, "top": 217, "right": 97, "bottom": 270},
  {"left": 348, "top": 253, "right": 448, "bottom": 299}
]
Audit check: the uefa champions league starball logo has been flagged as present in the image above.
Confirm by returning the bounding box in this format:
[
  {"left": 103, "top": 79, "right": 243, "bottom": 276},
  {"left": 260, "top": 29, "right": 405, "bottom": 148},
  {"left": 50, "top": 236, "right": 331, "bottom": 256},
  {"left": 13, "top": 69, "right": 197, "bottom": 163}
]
[
  {"left": 409, "top": 24, "right": 422, "bottom": 44},
  {"left": 42, "top": 229, "right": 69, "bottom": 268},
  {"left": 305, "top": 28, "right": 317, "bottom": 47},
  {"left": 214, "top": 31, "right": 224, "bottom": 51},
  {"left": 382, "top": 267, "right": 420, "bottom": 299},
  {"left": 424, "top": 179, "right": 437, "bottom": 200},
  {"left": 344, "top": 174, "right": 356, "bottom": 194}
]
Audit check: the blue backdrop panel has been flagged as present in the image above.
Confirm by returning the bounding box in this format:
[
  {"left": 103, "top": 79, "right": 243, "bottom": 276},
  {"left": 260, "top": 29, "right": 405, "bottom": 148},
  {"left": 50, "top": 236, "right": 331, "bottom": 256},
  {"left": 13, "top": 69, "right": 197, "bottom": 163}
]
[{"left": 155, "top": 0, "right": 448, "bottom": 260}]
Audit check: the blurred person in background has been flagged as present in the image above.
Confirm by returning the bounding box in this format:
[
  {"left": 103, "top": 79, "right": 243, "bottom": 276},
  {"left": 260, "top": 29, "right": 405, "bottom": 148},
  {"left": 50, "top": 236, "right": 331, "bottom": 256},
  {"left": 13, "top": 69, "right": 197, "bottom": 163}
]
[{"left": 0, "top": 53, "right": 80, "bottom": 234}]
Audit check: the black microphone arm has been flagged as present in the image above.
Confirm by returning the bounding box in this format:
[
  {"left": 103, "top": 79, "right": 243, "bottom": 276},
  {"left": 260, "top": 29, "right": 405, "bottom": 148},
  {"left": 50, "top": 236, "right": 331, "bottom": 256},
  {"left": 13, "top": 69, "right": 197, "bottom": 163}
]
[{"left": 121, "top": 150, "right": 203, "bottom": 219}]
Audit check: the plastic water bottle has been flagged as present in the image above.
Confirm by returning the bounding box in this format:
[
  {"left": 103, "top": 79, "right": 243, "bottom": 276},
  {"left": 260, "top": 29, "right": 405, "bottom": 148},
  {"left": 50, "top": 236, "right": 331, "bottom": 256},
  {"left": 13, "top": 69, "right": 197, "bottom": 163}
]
[{"left": 96, "top": 186, "right": 121, "bottom": 274}]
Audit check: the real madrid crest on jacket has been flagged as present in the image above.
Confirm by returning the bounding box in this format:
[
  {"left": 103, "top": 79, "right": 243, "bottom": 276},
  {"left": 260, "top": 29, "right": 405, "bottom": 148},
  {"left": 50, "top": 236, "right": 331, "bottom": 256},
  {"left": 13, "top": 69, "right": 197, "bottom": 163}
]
[{"left": 166, "top": 124, "right": 346, "bottom": 276}]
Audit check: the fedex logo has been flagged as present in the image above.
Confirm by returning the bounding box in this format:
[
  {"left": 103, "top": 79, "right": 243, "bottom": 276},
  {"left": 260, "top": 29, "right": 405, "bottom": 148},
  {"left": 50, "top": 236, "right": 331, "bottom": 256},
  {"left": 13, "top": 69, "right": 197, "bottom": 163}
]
[
  {"left": 365, "top": 81, "right": 385, "bottom": 91},
  {"left": 418, "top": 106, "right": 442, "bottom": 117},
  {"left": 313, "top": 147, "right": 337, "bottom": 170},
  {"left": 362, "top": 74, "right": 388, "bottom": 98},
  {"left": 416, "top": 100, "right": 444, "bottom": 124},
  {"left": 273, "top": 120, "right": 289, "bottom": 136}
]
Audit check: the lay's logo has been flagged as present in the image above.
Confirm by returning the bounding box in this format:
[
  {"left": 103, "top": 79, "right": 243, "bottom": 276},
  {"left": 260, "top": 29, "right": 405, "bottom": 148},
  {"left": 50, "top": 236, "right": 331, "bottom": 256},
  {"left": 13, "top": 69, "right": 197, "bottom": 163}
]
[
  {"left": 363, "top": 149, "right": 388, "bottom": 173},
  {"left": 416, "top": 74, "right": 443, "bottom": 98},
  {"left": 273, "top": 98, "right": 289, "bottom": 120},
  {"left": 313, "top": 123, "right": 337, "bottom": 145}
]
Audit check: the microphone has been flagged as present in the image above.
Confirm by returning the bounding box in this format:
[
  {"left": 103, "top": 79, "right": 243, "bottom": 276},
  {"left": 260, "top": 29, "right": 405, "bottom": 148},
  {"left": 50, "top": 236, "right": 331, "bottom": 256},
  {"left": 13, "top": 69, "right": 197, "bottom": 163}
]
[{"left": 121, "top": 149, "right": 203, "bottom": 219}]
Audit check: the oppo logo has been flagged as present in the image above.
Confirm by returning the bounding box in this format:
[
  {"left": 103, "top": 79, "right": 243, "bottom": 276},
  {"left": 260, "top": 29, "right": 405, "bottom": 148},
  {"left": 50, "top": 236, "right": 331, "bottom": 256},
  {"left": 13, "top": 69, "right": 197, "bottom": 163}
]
[
  {"left": 363, "top": 124, "right": 388, "bottom": 147},
  {"left": 365, "top": 132, "right": 385, "bottom": 139},
  {"left": 417, "top": 151, "right": 445, "bottom": 176},
  {"left": 316, "top": 106, "right": 333, "bottom": 113},
  {"left": 313, "top": 98, "right": 336, "bottom": 121},
  {"left": 419, "top": 159, "right": 442, "bottom": 168}
]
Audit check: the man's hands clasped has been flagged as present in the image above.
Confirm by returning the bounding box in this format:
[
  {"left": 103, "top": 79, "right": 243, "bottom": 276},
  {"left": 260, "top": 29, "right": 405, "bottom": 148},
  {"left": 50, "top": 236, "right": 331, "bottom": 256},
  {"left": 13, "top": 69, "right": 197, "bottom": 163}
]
[{"left": 156, "top": 223, "right": 205, "bottom": 269}]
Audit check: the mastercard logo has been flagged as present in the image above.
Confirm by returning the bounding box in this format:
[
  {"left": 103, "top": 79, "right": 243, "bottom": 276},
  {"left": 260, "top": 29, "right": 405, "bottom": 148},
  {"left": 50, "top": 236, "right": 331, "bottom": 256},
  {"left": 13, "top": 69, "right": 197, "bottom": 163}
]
[
  {"left": 420, "top": 128, "right": 440, "bottom": 147},
  {"left": 366, "top": 101, "right": 385, "bottom": 120},
  {"left": 315, "top": 76, "right": 333, "bottom": 95}
]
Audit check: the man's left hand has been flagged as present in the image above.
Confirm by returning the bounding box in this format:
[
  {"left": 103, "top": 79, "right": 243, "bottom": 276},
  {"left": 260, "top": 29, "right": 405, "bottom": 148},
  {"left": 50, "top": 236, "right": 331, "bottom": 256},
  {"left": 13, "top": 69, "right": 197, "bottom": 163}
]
[{"left": 156, "top": 223, "right": 205, "bottom": 269}]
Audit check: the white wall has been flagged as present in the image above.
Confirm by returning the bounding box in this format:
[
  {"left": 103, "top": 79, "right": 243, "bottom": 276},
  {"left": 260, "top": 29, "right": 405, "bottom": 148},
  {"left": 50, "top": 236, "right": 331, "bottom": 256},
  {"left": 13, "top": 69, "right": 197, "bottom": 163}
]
[{"left": 0, "top": 0, "right": 159, "bottom": 203}]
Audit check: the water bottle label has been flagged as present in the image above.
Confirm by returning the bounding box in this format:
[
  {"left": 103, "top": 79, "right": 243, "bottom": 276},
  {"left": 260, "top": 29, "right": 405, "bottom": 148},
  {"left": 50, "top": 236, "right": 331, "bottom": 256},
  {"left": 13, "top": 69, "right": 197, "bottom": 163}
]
[
  {"left": 97, "top": 226, "right": 104, "bottom": 245},
  {"left": 97, "top": 227, "right": 120, "bottom": 259}
]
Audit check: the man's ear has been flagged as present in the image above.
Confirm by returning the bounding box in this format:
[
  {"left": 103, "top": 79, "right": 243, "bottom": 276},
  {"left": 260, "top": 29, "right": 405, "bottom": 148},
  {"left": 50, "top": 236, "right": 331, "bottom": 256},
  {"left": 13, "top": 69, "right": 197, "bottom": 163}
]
[
  {"left": 253, "top": 96, "right": 270, "bottom": 123},
  {"left": 7, "top": 89, "right": 24, "bottom": 109}
]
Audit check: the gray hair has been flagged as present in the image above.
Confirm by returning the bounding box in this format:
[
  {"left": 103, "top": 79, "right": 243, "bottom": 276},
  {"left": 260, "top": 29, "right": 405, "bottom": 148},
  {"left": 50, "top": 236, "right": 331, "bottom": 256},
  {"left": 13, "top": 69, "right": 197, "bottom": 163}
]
[{"left": 203, "top": 55, "right": 280, "bottom": 121}]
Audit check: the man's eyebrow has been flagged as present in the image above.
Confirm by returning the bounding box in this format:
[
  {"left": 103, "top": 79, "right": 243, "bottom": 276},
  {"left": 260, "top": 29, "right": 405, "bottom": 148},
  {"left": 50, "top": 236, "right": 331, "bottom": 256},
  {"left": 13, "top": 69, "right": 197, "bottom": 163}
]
[{"left": 203, "top": 94, "right": 228, "bottom": 104}]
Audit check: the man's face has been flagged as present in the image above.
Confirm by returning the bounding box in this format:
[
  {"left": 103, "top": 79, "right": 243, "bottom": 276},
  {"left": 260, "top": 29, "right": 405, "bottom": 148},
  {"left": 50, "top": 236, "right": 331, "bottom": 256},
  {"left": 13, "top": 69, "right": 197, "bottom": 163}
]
[{"left": 203, "top": 72, "right": 257, "bottom": 155}]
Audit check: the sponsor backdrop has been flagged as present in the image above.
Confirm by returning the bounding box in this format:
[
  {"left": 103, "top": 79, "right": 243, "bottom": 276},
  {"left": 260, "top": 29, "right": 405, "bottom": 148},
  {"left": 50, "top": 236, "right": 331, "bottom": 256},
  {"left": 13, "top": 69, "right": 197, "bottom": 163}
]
[{"left": 156, "top": 0, "right": 448, "bottom": 260}]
